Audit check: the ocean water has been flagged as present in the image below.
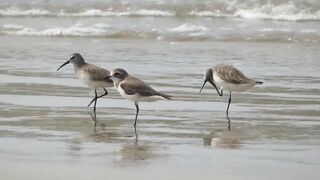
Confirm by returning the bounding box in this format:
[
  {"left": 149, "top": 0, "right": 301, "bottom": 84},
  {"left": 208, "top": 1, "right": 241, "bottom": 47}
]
[
  {"left": 0, "top": 0, "right": 320, "bottom": 42},
  {"left": 0, "top": 0, "right": 320, "bottom": 179}
]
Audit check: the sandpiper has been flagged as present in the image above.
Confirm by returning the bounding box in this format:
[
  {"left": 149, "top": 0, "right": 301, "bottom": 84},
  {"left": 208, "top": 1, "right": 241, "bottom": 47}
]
[
  {"left": 200, "top": 64, "right": 263, "bottom": 120},
  {"left": 105, "top": 68, "right": 171, "bottom": 128},
  {"left": 57, "top": 53, "right": 113, "bottom": 111}
]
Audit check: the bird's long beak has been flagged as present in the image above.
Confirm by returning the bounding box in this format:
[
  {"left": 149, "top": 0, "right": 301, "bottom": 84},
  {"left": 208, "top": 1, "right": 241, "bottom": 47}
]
[
  {"left": 199, "top": 79, "right": 219, "bottom": 93},
  {"left": 199, "top": 80, "right": 207, "bottom": 93},
  {"left": 57, "top": 60, "right": 70, "bottom": 71},
  {"left": 208, "top": 79, "right": 218, "bottom": 90},
  {"left": 104, "top": 75, "right": 111, "bottom": 80}
]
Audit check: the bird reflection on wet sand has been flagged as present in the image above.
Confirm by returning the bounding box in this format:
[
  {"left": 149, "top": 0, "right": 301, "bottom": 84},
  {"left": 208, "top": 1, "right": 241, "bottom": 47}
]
[
  {"left": 88, "top": 108, "right": 139, "bottom": 141},
  {"left": 113, "top": 141, "right": 157, "bottom": 166},
  {"left": 86, "top": 108, "right": 142, "bottom": 146},
  {"left": 134, "top": 127, "right": 139, "bottom": 143},
  {"left": 202, "top": 127, "right": 251, "bottom": 149},
  {"left": 85, "top": 130, "right": 158, "bottom": 165},
  {"left": 87, "top": 110, "right": 106, "bottom": 133},
  {"left": 227, "top": 117, "right": 231, "bottom": 131}
]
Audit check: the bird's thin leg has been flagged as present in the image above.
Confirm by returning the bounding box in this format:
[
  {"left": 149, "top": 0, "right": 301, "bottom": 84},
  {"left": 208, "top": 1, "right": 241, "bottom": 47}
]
[
  {"left": 226, "top": 92, "right": 232, "bottom": 121},
  {"left": 97, "top": 88, "right": 108, "bottom": 99},
  {"left": 88, "top": 88, "right": 108, "bottom": 107},
  {"left": 133, "top": 102, "right": 139, "bottom": 128},
  {"left": 88, "top": 89, "right": 97, "bottom": 107},
  {"left": 88, "top": 98, "right": 95, "bottom": 107},
  {"left": 93, "top": 90, "right": 98, "bottom": 112}
]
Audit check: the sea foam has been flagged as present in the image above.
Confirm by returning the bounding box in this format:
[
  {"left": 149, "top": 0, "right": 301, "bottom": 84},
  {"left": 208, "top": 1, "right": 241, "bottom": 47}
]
[
  {"left": 2, "top": 23, "right": 113, "bottom": 37},
  {"left": 233, "top": 3, "right": 320, "bottom": 21},
  {"left": 168, "top": 24, "right": 209, "bottom": 33},
  {"left": 0, "top": 2, "right": 319, "bottom": 21},
  {"left": 0, "top": 8, "right": 51, "bottom": 16}
]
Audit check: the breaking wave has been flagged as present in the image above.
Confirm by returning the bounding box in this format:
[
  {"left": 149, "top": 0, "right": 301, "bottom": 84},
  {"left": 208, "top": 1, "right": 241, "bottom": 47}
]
[
  {"left": 0, "top": 0, "right": 319, "bottom": 21},
  {"left": 0, "top": 8, "right": 174, "bottom": 17},
  {"left": 2, "top": 23, "right": 118, "bottom": 37},
  {"left": 2, "top": 23, "right": 319, "bottom": 43}
]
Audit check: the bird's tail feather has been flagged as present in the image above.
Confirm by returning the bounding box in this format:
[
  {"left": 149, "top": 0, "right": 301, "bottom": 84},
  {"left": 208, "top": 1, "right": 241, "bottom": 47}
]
[
  {"left": 156, "top": 92, "right": 172, "bottom": 100},
  {"left": 255, "top": 81, "right": 264, "bottom": 85}
]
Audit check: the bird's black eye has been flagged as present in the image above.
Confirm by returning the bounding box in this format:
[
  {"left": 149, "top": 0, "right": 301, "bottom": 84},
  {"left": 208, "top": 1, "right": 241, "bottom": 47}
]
[
  {"left": 70, "top": 56, "right": 75, "bottom": 59},
  {"left": 114, "top": 72, "right": 120, "bottom": 76}
]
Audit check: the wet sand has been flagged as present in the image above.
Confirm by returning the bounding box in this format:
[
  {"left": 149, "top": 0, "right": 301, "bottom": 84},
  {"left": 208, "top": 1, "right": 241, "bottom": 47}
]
[{"left": 0, "top": 36, "right": 320, "bottom": 179}]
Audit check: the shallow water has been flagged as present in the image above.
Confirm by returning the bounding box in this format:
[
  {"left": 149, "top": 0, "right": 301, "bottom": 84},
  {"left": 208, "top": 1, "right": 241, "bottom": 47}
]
[
  {"left": 0, "top": 36, "right": 319, "bottom": 179},
  {"left": 1, "top": 0, "right": 320, "bottom": 179}
]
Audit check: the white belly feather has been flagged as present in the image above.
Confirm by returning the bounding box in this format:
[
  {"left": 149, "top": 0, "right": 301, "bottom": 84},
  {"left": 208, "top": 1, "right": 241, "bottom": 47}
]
[{"left": 77, "top": 72, "right": 111, "bottom": 89}]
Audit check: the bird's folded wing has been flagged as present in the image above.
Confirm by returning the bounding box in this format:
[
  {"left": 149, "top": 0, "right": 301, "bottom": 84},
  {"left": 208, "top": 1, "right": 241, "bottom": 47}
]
[
  {"left": 83, "top": 64, "right": 112, "bottom": 82},
  {"left": 120, "top": 77, "right": 156, "bottom": 96},
  {"left": 215, "top": 64, "right": 253, "bottom": 84}
]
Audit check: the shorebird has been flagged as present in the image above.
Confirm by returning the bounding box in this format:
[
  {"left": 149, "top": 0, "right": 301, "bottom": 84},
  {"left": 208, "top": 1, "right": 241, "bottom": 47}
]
[
  {"left": 199, "top": 64, "right": 263, "bottom": 120},
  {"left": 57, "top": 53, "right": 113, "bottom": 112},
  {"left": 105, "top": 68, "right": 171, "bottom": 128}
]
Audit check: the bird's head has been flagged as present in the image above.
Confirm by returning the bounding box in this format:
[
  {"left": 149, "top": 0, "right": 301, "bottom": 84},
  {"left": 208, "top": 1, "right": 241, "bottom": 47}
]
[
  {"left": 57, "top": 53, "right": 85, "bottom": 71},
  {"left": 104, "top": 68, "right": 129, "bottom": 82},
  {"left": 199, "top": 68, "right": 218, "bottom": 93}
]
